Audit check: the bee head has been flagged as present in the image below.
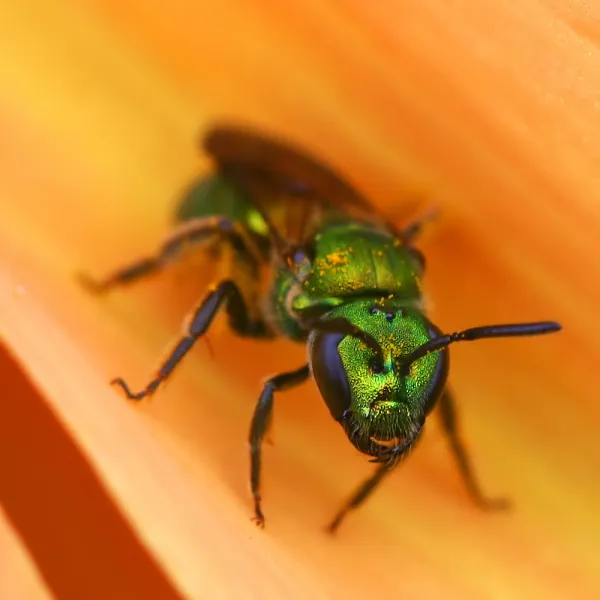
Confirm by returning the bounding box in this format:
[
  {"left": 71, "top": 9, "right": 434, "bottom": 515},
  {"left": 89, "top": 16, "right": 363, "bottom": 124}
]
[{"left": 307, "top": 299, "right": 449, "bottom": 457}]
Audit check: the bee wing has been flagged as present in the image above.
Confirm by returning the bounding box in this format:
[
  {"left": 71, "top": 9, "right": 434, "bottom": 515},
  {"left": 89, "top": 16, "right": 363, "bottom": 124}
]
[{"left": 202, "top": 124, "right": 402, "bottom": 248}]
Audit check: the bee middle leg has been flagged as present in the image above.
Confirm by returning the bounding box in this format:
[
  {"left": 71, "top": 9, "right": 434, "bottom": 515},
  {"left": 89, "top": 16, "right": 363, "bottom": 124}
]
[
  {"left": 438, "top": 388, "right": 511, "bottom": 510},
  {"left": 79, "top": 216, "right": 261, "bottom": 292},
  {"left": 112, "top": 279, "right": 267, "bottom": 400}
]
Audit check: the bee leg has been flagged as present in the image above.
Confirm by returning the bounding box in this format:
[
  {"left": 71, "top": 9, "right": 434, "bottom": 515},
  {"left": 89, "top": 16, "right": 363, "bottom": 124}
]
[
  {"left": 326, "top": 461, "right": 394, "bottom": 534},
  {"left": 438, "top": 388, "right": 511, "bottom": 510},
  {"left": 111, "top": 279, "right": 258, "bottom": 400},
  {"left": 249, "top": 365, "right": 310, "bottom": 527},
  {"left": 78, "top": 216, "right": 261, "bottom": 293},
  {"left": 400, "top": 206, "right": 439, "bottom": 244},
  {"left": 326, "top": 426, "right": 424, "bottom": 534}
]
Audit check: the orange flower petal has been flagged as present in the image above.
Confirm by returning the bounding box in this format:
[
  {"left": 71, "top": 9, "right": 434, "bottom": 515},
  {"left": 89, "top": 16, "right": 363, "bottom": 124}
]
[
  {"left": 1, "top": 1, "right": 600, "bottom": 598},
  {"left": 0, "top": 506, "right": 53, "bottom": 600}
]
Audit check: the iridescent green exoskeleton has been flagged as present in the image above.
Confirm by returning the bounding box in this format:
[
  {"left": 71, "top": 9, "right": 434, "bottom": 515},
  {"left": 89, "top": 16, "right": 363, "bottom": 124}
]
[{"left": 81, "top": 124, "right": 561, "bottom": 533}]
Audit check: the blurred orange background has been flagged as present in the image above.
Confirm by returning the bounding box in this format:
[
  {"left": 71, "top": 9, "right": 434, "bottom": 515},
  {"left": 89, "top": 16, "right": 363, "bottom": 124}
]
[{"left": 1, "top": 1, "right": 599, "bottom": 599}]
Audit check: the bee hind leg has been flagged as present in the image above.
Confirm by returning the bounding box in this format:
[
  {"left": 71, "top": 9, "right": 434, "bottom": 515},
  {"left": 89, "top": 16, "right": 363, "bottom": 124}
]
[
  {"left": 399, "top": 205, "right": 440, "bottom": 244},
  {"left": 78, "top": 216, "right": 261, "bottom": 293}
]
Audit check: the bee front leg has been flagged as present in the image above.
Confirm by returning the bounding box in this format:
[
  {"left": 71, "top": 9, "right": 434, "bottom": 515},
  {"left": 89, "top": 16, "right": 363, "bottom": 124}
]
[
  {"left": 249, "top": 365, "right": 310, "bottom": 527},
  {"left": 327, "top": 426, "right": 424, "bottom": 534},
  {"left": 326, "top": 461, "right": 394, "bottom": 535}
]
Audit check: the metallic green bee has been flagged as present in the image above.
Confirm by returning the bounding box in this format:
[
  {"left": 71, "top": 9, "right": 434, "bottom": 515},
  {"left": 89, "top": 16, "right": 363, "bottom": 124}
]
[{"left": 82, "top": 125, "right": 561, "bottom": 533}]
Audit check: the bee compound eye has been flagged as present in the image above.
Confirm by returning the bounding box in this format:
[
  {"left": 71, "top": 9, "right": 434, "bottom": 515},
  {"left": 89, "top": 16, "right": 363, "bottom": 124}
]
[{"left": 308, "top": 331, "right": 352, "bottom": 421}]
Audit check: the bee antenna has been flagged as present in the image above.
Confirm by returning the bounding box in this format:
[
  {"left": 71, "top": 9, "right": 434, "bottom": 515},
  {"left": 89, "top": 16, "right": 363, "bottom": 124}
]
[
  {"left": 398, "top": 321, "right": 562, "bottom": 376},
  {"left": 312, "top": 317, "right": 384, "bottom": 363}
]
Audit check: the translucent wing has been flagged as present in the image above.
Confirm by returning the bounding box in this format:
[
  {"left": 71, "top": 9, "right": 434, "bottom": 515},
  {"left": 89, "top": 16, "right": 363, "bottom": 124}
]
[{"left": 202, "top": 123, "right": 402, "bottom": 250}]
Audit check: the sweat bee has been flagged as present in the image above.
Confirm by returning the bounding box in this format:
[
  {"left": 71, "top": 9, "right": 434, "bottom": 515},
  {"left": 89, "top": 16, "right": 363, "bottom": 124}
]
[{"left": 82, "top": 125, "right": 561, "bottom": 532}]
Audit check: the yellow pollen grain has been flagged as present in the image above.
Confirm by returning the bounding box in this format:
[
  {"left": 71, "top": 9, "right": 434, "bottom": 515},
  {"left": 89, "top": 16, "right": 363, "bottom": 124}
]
[{"left": 325, "top": 251, "right": 349, "bottom": 266}]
